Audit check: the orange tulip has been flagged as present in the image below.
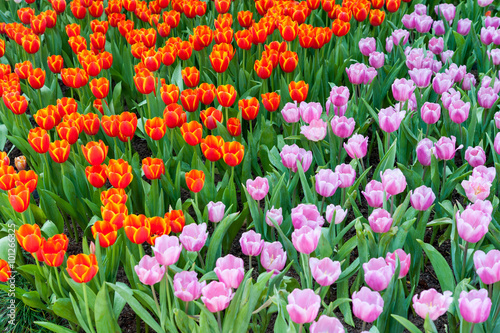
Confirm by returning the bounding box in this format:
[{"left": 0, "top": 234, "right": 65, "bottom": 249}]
[
  {"left": 57, "top": 119, "right": 80, "bottom": 144},
  {"left": 107, "top": 159, "right": 133, "bottom": 188},
  {"left": 61, "top": 68, "right": 88, "bottom": 88},
  {"left": 82, "top": 140, "right": 108, "bottom": 166},
  {"left": 145, "top": 117, "right": 166, "bottom": 140},
  {"left": 5, "top": 94, "right": 28, "bottom": 115},
  {"left": 0, "top": 259, "right": 11, "bottom": 282},
  {"left": 47, "top": 55, "right": 64, "bottom": 73},
  {"left": 159, "top": 43, "right": 178, "bottom": 67},
  {"left": 91, "top": 220, "right": 118, "bottom": 247},
  {"left": 27, "top": 128, "right": 49, "bottom": 155},
  {"left": 201, "top": 135, "right": 224, "bottom": 162},
  {"left": 237, "top": 11, "right": 253, "bottom": 28},
  {"left": 214, "top": 27, "right": 233, "bottom": 45},
  {"left": 160, "top": 84, "right": 180, "bottom": 105},
  {"left": 254, "top": 57, "right": 273, "bottom": 80},
  {"left": 14, "top": 60, "right": 33, "bottom": 80},
  {"left": 49, "top": 140, "right": 70, "bottom": 163},
  {"left": 124, "top": 214, "right": 150, "bottom": 244},
  {"left": 147, "top": 216, "right": 171, "bottom": 245},
  {"left": 251, "top": 21, "right": 267, "bottom": 45},
  {"left": 289, "top": 81, "right": 309, "bottom": 103},
  {"left": 221, "top": 141, "right": 245, "bottom": 166},
  {"left": 216, "top": 84, "right": 237, "bottom": 108},
  {"left": 177, "top": 41, "right": 193, "bottom": 61},
  {"left": 0, "top": 152, "right": 9, "bottom": 166},
  {"left": 141, "top": 48, "right": 162, "bottom": 72},
  {"left": 89, "top": 77, "right": 109, "bottom": 99},
  {"left": 16, "top": 224, "right": 42, "bottom": 253},
  {"left": 57, "top": 97, "right": 78, "bottom": 117},
  {"left": 86, "top": 164, "right": 108, "bottom": 188},
  {"left": 117, "top": 111, "right": 138, "bottom": 142},
  {"left": 101, "top": 201, "right": 128, "bottom": 229},
  {"left": 91, "top": 19, "right": 109, "bottom": 34},
  {"left": 22, "top": 34, "right": 40, "bottom": 54},
  {"left": 369, "top": 9, "right": 385, "bottom": 26},
  {"left": 279, "top": 51, "right": 298, "bottom": 73},
  {"left": 65, "top": 23, "right": 81, "bottom": 37},
  {"left": 200, "top": 107, "right": 223, "bottom": 130},
  {"left": 41, "top": 234, "right": 68, "bottom": 267},
  {"left": 371, "top": 0, "right": 384, "bottom": 9},
  {"left": 386, "top": 0, "right": 400, "bottom": 13},
  {"left": 235, "top": 29, "right": 252, "bottom": 50},
  {"left": 142, "top": 157, "right": 165, "bottom": 180},
  {"left": 181, "top": 67, "right": 200, "bottom": 88},
  {"left": 239, "top": 98, "right": 260, "bottom": 121},
  {"left": 0, "top": 165, "right": 17, "bottom": 192},
  {"left": 15, "top": 156, "right": 27, "bottom": 171},
  {"left": 209, "top": 49, "right": 231, "bottom": 73},
  {"left": 134, "top": 69, "right": 155, "bottom": 95},
  {"left": 180, "top": 89, "right": 200, "bottom": 112},
  {"left": 101, "top": 115, "right": 119, "bottom": 138},
  {"left": 18, "top": 7, "right": 34, "bottom": 25},
  {"left": 353, "top": 2, "right": 370, "bottom": 22},
  {"left": 337, "top": 7, "right": 352, "bottom": 22},
  {"left": 261, "top": 92, "right": 281, "bottom": 112},
  {"left": 157, "top": 22, "right": 171, "bottom": 38},
  {"left": 278, "top": 16, "right": 298, "bottom": 42},
  {"left": 227, "top": 117, "right": 241, "bottom": 136},
  {"left": 28, "top": 68, "right": 46, "bottom": 90},
  {"left": 331, "top": 19, "right": 350, "bottom": 37},
  {"left": 165, "top": 209, "right": 185, "bottom": 233},
  {"left": 193, "top": 25, "right": 213, "bottom": 49},
  {"left": 66, "top": 253, "right": 99, "bottom": 283},
  {"left": 197, "top": 83, "right": 216, "bottom": 105},
  {"left": 163, "top": 103, "right": 187, "bottom": 128},
  {"left": 101, "top": 188, "right": 127, "bottom": 205},
  {"left": 82, "top": 113, "right": 100, "bottom": 136},
  {"left": 15, "top": 170, "right": 38, "bottom": 193},
  {"left": 180, "top": 121, "right": 203, "bottom": 146},
  {"left": 307, "top": 0, "right": 320, "bottom": 9}
]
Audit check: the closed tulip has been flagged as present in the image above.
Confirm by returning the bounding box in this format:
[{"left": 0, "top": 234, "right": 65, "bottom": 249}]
[
  {"left": 221, "top": 141, "right": 244, "bottom": 166},
  {"left": 289, "top": 81, "right": 309, "bottom": 103},
  {"left": 459, "top": 289, "right": 491, "bottom": 323},
  {"left": 185, "top": 169, "right": 205, "bottom": 193},
  {"left": 434, "top": 136, "right": 462, "bottom": 160},
  {"left": 309, "top": 257, "right": 341, "bottom": 286},
  {"left": 91, "top": 220, "right": 118, "bottom": 247},
  {"left": 180, "top": 121, "right": 203, "bottom": 146},
  {"left": 8, "top": 185, "right": 30, "bottom": 213},
  {"left": 107, "top": 159, "right": 133, "bottom": 188},
  {"left": 456, "top": 206, "right": 491, "bottom": 243},
  {"left": 292, "top": 204, "right": 325, "bottom": 229},
  {"left": 41, "top": 234, "right": 68, "bottom": 267},
  {"left": 310, "top": 315, "right": 344, "bottom": 333},
  {"left": 179, "top": 223, "right": 208, "bottom": 252},
  {"left": 292, "top": 226, "right": 321, "bottom": 254},
  {"left": 201, "top": 136, "right": 224, "bottom": 162},
  {"left": 410, "top": 185, "right": 436, "bottom": 211},
  {"left": 16, "top": 224, "right": 42, "bottom": 253},
  {"left": 165, "top": 210, "right": 185, "bottom": 233},
  {"left": 85, "top": 165, "right": 108, "bottom": 188},
  {"left": 286, "top": 289, "right": 320, "bottom": 324},
  {"left": 239, "top": 230, "right": 264, "bottom": 257},
  {"left": 385, "top": 249, "right": 411, "bottom": 278},
  {"left": 416, "top": 138, "right": 434, "bottom": 166},
  {"left": 369, "top": 208, "right": 393, "bottom": 233},
  {"left": 174, "top": 271, "right": 206, "bottom": 302},
  {"left": 124, "top": 214, "right": 150, "bottom": 244},
  {"left": 344, "top": 134, "right": 368, "bottom": 159},
  {"left": 152, "top": 235, "right": 182, "bottom": 266},
  {"left": 473, "top": 250, "right": 500, "bottom": 285},
  {"left": 413, "top": 289, "right": 453, "bottom": 321},
  {"left": 315, "top": 169, "right": 341, "bottom": 197},
  {"left": 266, "top": 207, "right": 283, "bottom": 227},
  {"left": 378, "top": 106, "right": 406, "bottom": 133},
  {"left": 246, "top": 177, "right": 269, "bottom": 201},
  {"left": 214, "top": 254, "right": 245, "bottom": 289},
  {"left": 464, "top": 146, "right": 486, "bottom": 167},
  {"left": 420, "top": 102, "right": 441, "bottom": 124},
  {"left": 330, "top": 116, "right": 355, "bottom": 138},
  {"left": 381, "top": 168, "right": 406, "bottom": 196},
  {"left": 201, "top": 281, "right": 233, "bottom": 312},
  {"left": 134, "top": 255, "right": 165, "bottom": 286},
  {"left": 82, "top": 140, "right": 108, "bottom": 166},
  {"left": 260, "top": 241, "right": 287, "bottom": 273},
  {"left": 66, "top": 253, "right": 99, "bottom": 283},
  {"left": 325, "top": 205, "right": 347, "bottom": 225}
]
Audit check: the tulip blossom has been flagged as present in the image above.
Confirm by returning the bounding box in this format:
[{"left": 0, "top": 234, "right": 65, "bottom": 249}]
[
  {"left": 151, "top": 235, "right": 183, "bottom": 266},
  {"left": 246, "top": 177, "right": 269, "bottom": 201},
  {"left": 201, "top": 281, "right": 233, "bottom": 313},
  {"left": 363, "top": 257, "right": 394, "bottom": 291},
  {"left": 309, "top": 257, "right": 342, "bottom": 286},
  {"left": 292, "top": 226, "right": 321, "bottom": 254},
  {"left": 300, "top": 119, "right": 328, "bottom": 141},
  {"left": 280, "top": 144, "right": 313, "bottom": 173},
  {"left": 459, "top": 289, "right": 492, "bottom": 323},
  {"left": 434, "top": 136, "right": 462, "bottom": 160},
  {"left": 473, "top": 250, "right": 500, "bottom": 285},
  {"left": 134, "top": 255, "right": 165, "bottom": 286},
  {"left": 456, "top": 206, "right": 491, "bottom": 243},
  {"left": 281, "top": 102, "right": 301, "bottom": 123},
  {"left": 330, "top": 116, "right": 355, "bottom": 138},
  {"left": 448, "top": 100, "right": 470, "bottom": 124},
  {"left": 344, "top": 134, "right": 368, "bottom": 159},
  {"left": 381, "top": 168, "right": 406, "bottom": 196},
  {"left": 315, "top": 169, "right": 341, "bottom": 197},
  {"left": 179, "top": 223, "right": 208, "bottom": 252},
  {"left": 461, "top": 175, "right": 491, "bottom": 203},
  {"left": 286, "top": 288, "right": 321, "bottom": 324},
  {"left": 464, "top": 146, "right": 486, "bottom": 167},
  {"left": 214, "top": 254, "right": 245, "bottom": 289},
  {"left": 378, "top": 106, "right": 406, "bottom": 133},
  {"left": 392, "top": 78, "right": 415, "bottom": 102},
  {"left": 410, "top": 185, "right": 436, "bottom": 211},
  {"left": 299, "top": 102, "right": 323, "bottom": 124},
  {"left": 352, "top": 287, "right": 384, "bottom": 323},
  {"left": 266, "top": 207, "right": 283, "bottom": 227},
  {"left": 329, "top": 86, "right": 350, "bottom": 106},
  {"left": 239, "top": 230, "right": 264, "bottom": 257},
  {"left": 362, "top": 180, "right": 389, "bottom": 208},
  {"left": 174, "top": 271, "right": 206, "bottom": 302},
  {"left": 369, "top": 209, "right": 393, "bottom": 233},
  {"left": 310, "top": 315, "right": 344, "bottom": 333},
  {"left": 412, "top": 289, "right": 453, "bottom": 321},
  {"left": 260, "top": 241, "right": 287, "bottom": 273},
  {"left": 385, "top": 249, "right": 411, "bottom": 278},
  {"left": 325, "top": 205, "right": 347, "bottom": 225},
  {"left": 420, "top": 102, "right": 441, "bottom": 124}
]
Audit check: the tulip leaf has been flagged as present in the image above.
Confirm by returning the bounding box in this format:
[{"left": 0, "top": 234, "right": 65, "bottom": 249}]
[
  {"left": 417, "top": 239, "right": 456, "bottom": 291},
  {"left": 373, "top": 139, "right": 397, "bottom": 181},
  {"left": 205, "top": 212, "right": 238, "bottom": 271},
  {"left": 35, "top": 322, "right": 78, "bottom": 333},
  {"left": 195, "top": 301, "right": 219, "bottom": 333},
  {"left": 296, "top": 161, "right": 314, "bottom": 204},
  {"left": 95, "top": 284, "right": 121, "bottom": 333},
  {"left": 52, "top": 298, "right": 78, "bottom": 325},
  {"left": 391, "top": 315, "right": 422, "bottom": 333},
  {"left": 22, "top": 291, "right": 47, "bottom": 310},
  {"left": 174, "top": 308, "right": 199, "bottom": 333}
]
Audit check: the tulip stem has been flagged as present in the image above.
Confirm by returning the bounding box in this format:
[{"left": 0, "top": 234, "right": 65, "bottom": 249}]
[
  {"left": 390, "top": 196, "right": 394, "bottom": 215},
  {"left": 34, "top": 257, "right": 44, "bottom": 278},
  {"left": 469, "top": 323, "right": 475, "bottom": 333},
  {"left": 54, "top": 267, "right": 66, "bottom": 297},
  {"left": 128, "top": 138, "right": 133, "bottom": 163},
  {"left": 248, "top": 255, "right": 252, "bottom": 272},
  {"left": 165, "top": 267, "right": 174, "bottom": 323},
  {"left": 212, "top": 161, "right": 215, "bottom": 183},
  {"left": 194, "top": 192, "right": 199, "bottom": 211},
  {"left": 137, "top": 243, "right": 144, "bottom": 259},
  {"left": 151, "top": 285, "right": 161, "bottom": 318},
  {"left": 440, "top": 161, "right": 446, "bottom": 199},
  {"left": 461, "top": 241, "right": 469, "bottom": 279},
  {"left": 83, "top": 283, "right": 96, "bottom": 333},
  {"left": 320, "top": 197, "right": 325, "bottom": 215},
  {"left": 217, "top": 311, "right": 222, "bottom": 332},
  {"left": 197, "top": 252, "right": 205, "bottom": 269},
  {"left": 298, "top": 323, "right": 303, "bottom": 333},
  {"left": 361, "top": 321, "right": 366, "bottom": 331}
]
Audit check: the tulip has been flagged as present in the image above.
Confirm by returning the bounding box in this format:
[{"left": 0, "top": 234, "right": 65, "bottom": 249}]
[
  {"left": 310, "top": 315, "right": 344, "bottom": 333},
  {"left": 358, "top": 37, "right": 376, "bottom": 56},
  {"left": 495, "top": 133, "right": 500, "bottom": 155},
  {"left": 363, "top": 257, "right": 393, "bottom": 291},
  {"left": 416, "top": 138, "right": 434, "bottom": 166},
  {"left": 410, "top": 185, "right": 436, "bottom": 211},
  {"left": 381, "top": 169, "right": 406, "bottom": 196},
  {"left": 134, "top": 255, "right": 165, "bottom": 286},
  {"left": 420, "top": 102, "right": 441, "bottom": 124},
  {"left": 124, "top": 214, "right": 150, "bottom": 244},
  {"left": 456, "top": 207, "right": 491, "bottom": 243},
  {"left": 413, "top": 289, "right": 453, "bottom": 320},
  {"left": 392, "top": 78, "right": 415, "bottom": 102},
  {"left": 280, "top": 144, "right": 313, "bottom": 173},
  {"left": 309, "top": 257, "right": 341, "bottom": 286},
  {"left": 221, "top": 141, "right": 244, "bottom": 166},
  {"left": 386, "top": 249, "right": 411, "bottom": 278},
  {"left": 330, "top": 116, "right": 355, "bottom": 138},
  {"left": 473, "top": 250, "right": 500, "bottom": 285},
  {"left": 324, "top": 204, "right": 347, "bottom": 225},
  {"left": 344, "top": 134, "right": 368, "bottom": 159},
  {"left": 216, "top": 84, "right": 237, "bottom": 108},
  {"left": 82, "top": 140, "right": 108, "bottom": 166},
  {"left": 434, "top": 136, "right": 462, "bottom": 160},
  {"left": 441, "top": 89, "right": 461, "bottom": 110},
  {"left": 292, "top": 226, "right": 321, "bottom": 254},
  {"left": 289, "top": 81, "right": 309, "bottom": 103},
  {"left": 329, "top": 86, "right": 350, "bottom": 107},
  {"left": 239, "top": 230, "right": 264, "bottom": 258},
  {"left": 315, "top": 169, "right": 341, "bottom": 197},
  {"left": 261, "top": 92, "right": 281, "bottom": 112},
  {"left": 91, "top": 220, "right": 118, "bottom": 248},
  {"left": 464, "top": 146, "right": 486, "bottom": 167},
  {"left": 260, "top": 241, "right": 287, "bottom": 273},
  {"left": 266, "top": 207, "right": 283, "bottom": 227},
  {"left": 369, "top": 52, "right": 385, "bottom": 69},
  {"left": 152, "top": 235, "right": 182, "bottom": 266},
  {"left": 281, "top": 102, "right": 301, "bottom": 123},
  {"left": 16, "top": 224, "right": 42, "bottom": 253},
  {"left": 165, "top": 210, "right": 185, "bottom": 233},
  {"left": 0, "top": 259, "right": 11, "bottom": 283},
  {"left": 456, "top": 18, "right": 472, "bottom": 36},
  {"left": 352, "top": 287, "right": 384, "bottom": 322},
  {"left": 179, "top": 222, "right": 208, "bottom": 252},
  {"left": 432, "top": 73, "right": 453, "bottom": 95},
  {"left": 299, "top": 102, "right": 322, "bottom": 124},
  {"left": 207, "top": 201, "right": 225, "bottom": 223},
  {"left": 8, "top": 185, "right": 30, "bottom": 213},
  {"left": 448, "top": 100, "right": 470, "bottom": 124},
  {"left": 201, "top": 281, "right": 233, "bottom": 313},
  {"left": 174, "top": 271, "right": 206, "bottom": 302},
  {"left": 369, "top": 208, "right": 393, "bottom": 233},
  {"left": 41, "top": 234, "right": 68, "bottom": 267},
  {"left": 66, "top": 253, "right": 99, "bottom": 284},
  {"left": 246, "top": 177, "right": 269, "bottom": 201},
  {"left": 214, "top": 254, "right": 245, "bottom": 289},
  {"left": 107, "top": 159, "right": 133, "bottom": 188},
  {"left": 478, "top": 87, "right": 498, "bottom": 109},
  {"left": 334, "top": 164, "right": 355, "bottom": 188},
  {"left": 409, "top": 68, "right": 433, "bottom": 88},
  {"left": 459, "top": 289, "right": 492, "bottom": 323},
  {"left": 472, "top": 167, "right": 496, "bottom": 184},
  {"left": 287, "top": 288, "right": 320, "bottom": 324},
  {"left": 239, "top": 98, "right": 260, "bottom": 121},
  {"left": 378, "top": 106, "right": 406, "bottom": 133}
]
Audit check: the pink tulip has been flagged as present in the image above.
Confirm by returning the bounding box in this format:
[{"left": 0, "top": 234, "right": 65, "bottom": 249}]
[
  {"left": 315, "top": 169, "right": 341, "bottom": 197},
  {"left": 392, "top": 78, "right": 416, "bottom": 102},
  {"left": 281, "top": 102, "right": 300, "bottom": 123},
  {"left": 385, "top": 249, "right": 411, "bottom": 278},
  {"left": 409, "top": 68, "right": 432, "bottom": 88},
  {"left": 310, "top": 315, "right": 344, "bottom": 333},
  {"left": 461, "top": 175, "right": 491, "bottom": 203},
  {"left": 335, "top": 163, "right": 356, "bottom": 188},
  {"left": 412, "top": 289, "right": 453, "bottom": 321},
  {"left": 201, "top": 281, "right": 233, "bottom": 312},
  {"left": 286, "top": 288, "right": 321, "bottom": 324},
  {"left": 173, "top": 271, "right": 206, "bottom": 302},
  {"left": 402, "top": 13, "right": 417, "bottom": 30},
  {"left": 445, "top": 64, "right": 466, "bottom": 83},
  {"left": 457, "top": 18, "right": 472, "bottom": 35},
  {"left": 385, "top": 37, "right": 394, "bottom": 53},
  {"left": 478, "top": 0, "right": 494, "bottom": 7},
  {"left": 260, "top": 241, "right": 287, "bottom": 273},
  {"left": 456, "top": 206, "right": 491, "bottom": 243},
  {"left": 246, "top": 177, "right": 269, "bottom": 201},
  {"left": 441, "top": 88, "right": 461, "bottom": 110},
  {"left": 465, "top": 146, "right": 486, "bottom": 167},
  {"left": 309, "top": 257, "right": 342, "bottom": 286},
  {"left": 480, "top": 27, "right": 495, "bottom": 45},
  {"left": 329, "top": 86, "right": 350, "bottom": 107},
  {"left": 495, "top": 112, "right": 500, "bottom": 129},
  {"left": 495, "top": 132, "right": 500, "bottom": 155},
  {"left": 378, "top": 106, "right": 406, "bottom": 133},
  {"left": 207, "top": 201, "right": 225, "bottom": 223},
  {"left": 428, "top": 37, "right": 444, "bottom": 54},
  {"left": 346, "top": 63, "right": 368, "bottom": 85},
  {"left": 134, "top": 255, "right": 165, "bottom": 286},
  {"left": 468, "top": 199, "right": 493, "bottom": 216},
  {"left": 415, "top": 15, "right": 433, "bottom": 33},
  {"left": 280, "top": 144, "right": 313, "bottom": 173},
  {"left": 462, "top": 73, "right": 476, "bottom": 90},
  {"left": 381, "top": 168, "right": 406, "bottom": 196},
  {"left": 179, "top": 222, "right": 208, "bottom": 252},
  {"left": 420, "top": 102, "right": 441, "bottom": 124},
  {"left": 414, "top": 4, "right": 427, "bottom": 15},
  {"left": 363, "top": 67, "right": 377, "bottom": 85},
  {"left": 443, "top": 51, "right": 456, "bottom": 64},
  {"left": 369, "top": 52, "right": 385, "bottom": 69},
  {"left": 478, "top": 87, "right": 498, "bottom": 109},
  {"left": 432, "top": 20, "right": 445, "bottom": 36},
  {"left": 488, "top": 49, "right": 500, "bottom": 66},
  {"left": 326, "top": 101, "right": 347, "bottom": 117},
  {"left": 433, "top": 59, "right": 443, "bottom": 73},
  {"left": 330, "top": 116, "right": 355, "bottom": 138},
  {"left": 434, "top": 136, "right": 462, "bottom": 160},
  {"left": 239, "top": 230, "right": 264, "bottom": 257},
  {"left": 410, "top": 185, "right": 436, "bottom": 211},
  {"left": 448, "top": 100, "right": 470, "bottom": 124},
  {"left": 299, "top": 102, "right": 323, "bottom": 124},
  {"left": 459, "top": 289, "right": 492, "bottom": 323},
  {"left": 472, "top": 166, "right": 496, "bottom": 183},
  {"left": 432, "top": 73, "right": 453, "bottom": 95},
  {"left": 152, "top": 235, "right": 182, "bottom": 266},
  {"left": 352, "top": 287, "right": 384, "bottom": 322},
  {"left": 362, "top": 180, "right": 388, "bottom": 208},
  {"left": 392, "top": 29, "right": 409, "bottom": 46},
  {"left": 359, "top": 37, "right": 376, "bottom": 56},
  {"left": 481, "top": 76, "right": 500, "bottom": 93},
  {"left": 493, "top": 30, "right": 500, "bottom": 45},
  {"left": 416, "top": 138, "right": 434, "bottom": 166},
  {"left": 292, "top": 226, "right": 321, "bottom": 254},
  {"left": 473, "top": 250, "right": 500, "bottom": 284},
  {"left": 266, "top": 206, "right": 283, "bottom": 227},
  {"left": 344, "top": 134, "right": 368, "bottom": 159},
  {"left": 485, "top": 16, "right": 500, "bottom": 28},
  {"left": 292, "top": 204, "right": 325, "bottom": 229},
  {"left": 301, "top": 119, "right": 327, "bottom": 141},
  {"left": 214, "top": 254, "right": 245, "bottom": 289},
  {"left": 325, "top": 204, "right": 347, "bottom": 225},
  {"left": 369, "top": 208, "right": 393, "bottom": 233},
  {"left": 363, "top": 257, "right": 394, "bottom": 291}
]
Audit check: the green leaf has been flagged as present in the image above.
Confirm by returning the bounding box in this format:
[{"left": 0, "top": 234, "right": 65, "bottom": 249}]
[
  {"left": 95, "top": 284, "right": 121, "bottom": 333},
  {"left": 22, "top": 291, "right": 47, "bottom": 310},
  {"left": 52, "top": 298, "right": 79, "bottom": 325},
  {"left": 373, "top": 139, "right": 397, "bottom": 180},
  {"left": 206, "top": 212, "right": 238, "bottom": 271},
  {"left": 297, "top": 161, "right": 314, "bottom": 203},
  {"left": 417, "top": 239, "right": 456, "bottom": 291},
  {"left": 391, "top": 314, "right": 422, "bottom": 333},
  {"left": 35, "top": 322, "right": 77, "bottom": 333}
]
